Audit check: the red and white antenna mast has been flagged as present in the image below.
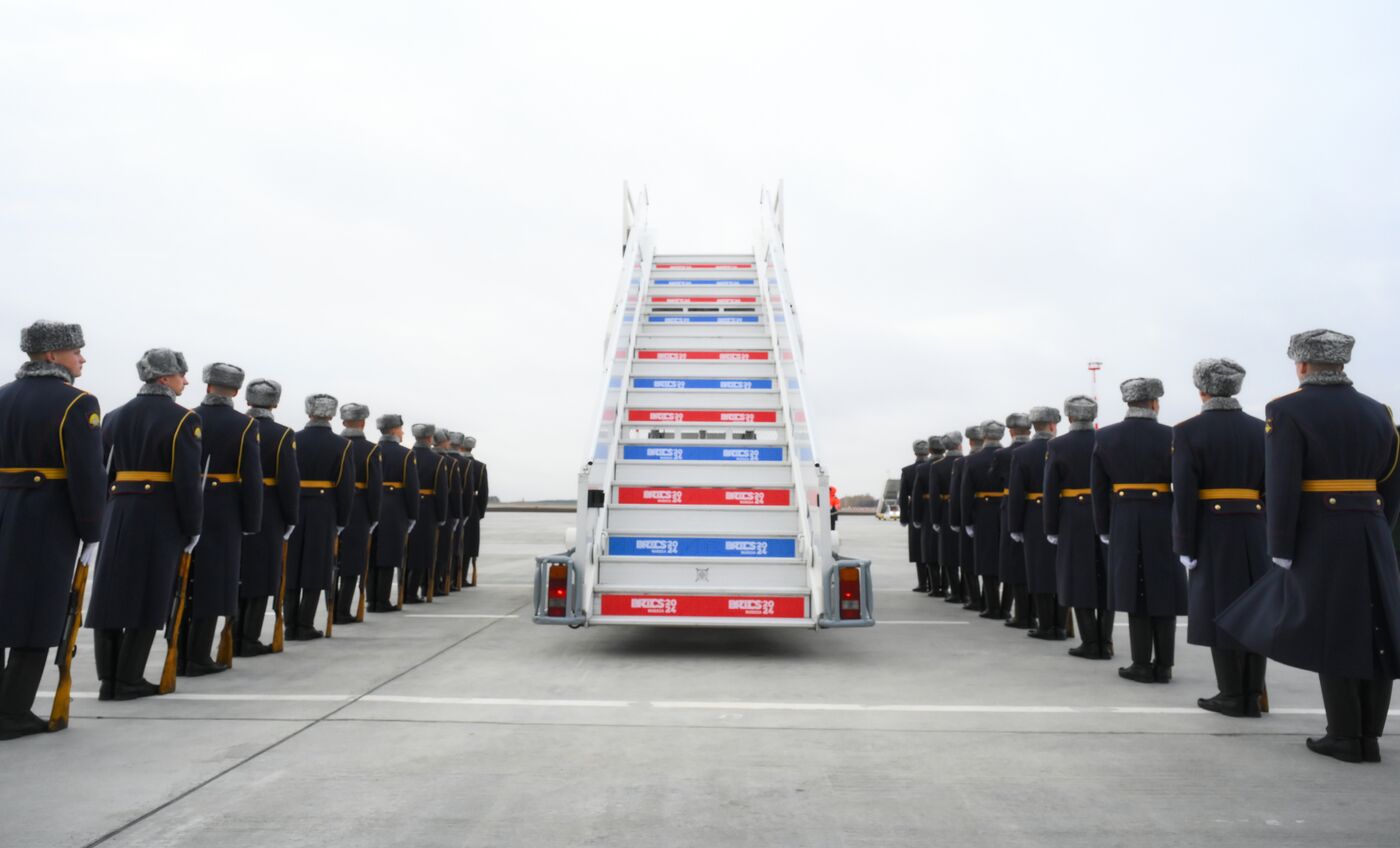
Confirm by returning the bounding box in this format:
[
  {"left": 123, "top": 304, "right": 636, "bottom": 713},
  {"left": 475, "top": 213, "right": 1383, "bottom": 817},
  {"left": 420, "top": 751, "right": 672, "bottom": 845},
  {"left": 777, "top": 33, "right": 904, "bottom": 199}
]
[{"left": 1088, "top": 361, "right": 1102, "bottom": 401}]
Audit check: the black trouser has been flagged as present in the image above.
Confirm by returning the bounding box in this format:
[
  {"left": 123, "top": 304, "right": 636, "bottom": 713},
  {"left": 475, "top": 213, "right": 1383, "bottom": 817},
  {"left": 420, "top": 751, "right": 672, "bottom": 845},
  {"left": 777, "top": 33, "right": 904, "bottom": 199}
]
[
  {"left": 93, "top": 629, "right": 158, "bottom": 685},
  {"left": 335, "top": 574, "right": 358, "bottom": 619},
  {"left": 914, "top": 560, "right": 930, "bottom": 590},
  {"left": 982, "top": 578, "right": 1002, "bottom": 616},
  {"left": 1210, "top": 648, "right": 1267, "bottom": 699},
  {"left": 1074, "top": 607, "right": 1116, "bottom": 650},
  {"left": 0, "top": 648, "right": 47, "bottom": 718},
  {"left": 962, "top": 567, "right": 982, "bottom": 607},
  {"left": 238, "top": 597, "right": 269, "bottom": 649},
  {"left": 1006, "top": 583, "right": 1029, "bottom": 623},
  {"left": 1033, "top": 593, "right": 1062, "bottom": 632},
  {"left": 943, "top": 559, "right": 963, "bottom": 601},
  {"left": 1319, "top": 674, "right": 1393, "bottom": 740},
  {"left": 1127, "top": 615, "right": 1175, "bottom": 667},
  {"left": 368, "top": 568, "right": 395, "bottom": 611},
  {"left": 180, "top": 617, "right": 218, "bottom": 670},
  {"left": 284, "top": 587, "right": 324, "bottom": 633}
]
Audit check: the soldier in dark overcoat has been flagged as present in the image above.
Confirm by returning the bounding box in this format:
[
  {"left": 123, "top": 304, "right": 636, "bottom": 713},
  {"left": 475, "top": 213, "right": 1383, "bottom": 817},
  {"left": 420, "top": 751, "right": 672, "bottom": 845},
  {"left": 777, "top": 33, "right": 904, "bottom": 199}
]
[
  {"left": 929, "top": 431, "right": 965, "bottom": 604},
  {"left": 911, "top": 436, "right": 945, "bottom": 596},
  {"left": 368, "top": 414, "right": 418, "bottom": 611},
  {"left": 0, "top": 321, "right": 105, "bottom": 739},
  {"left": 334, "top": 403, "right": 382, "bottom": 624},
  {"left": 1010, "top": 406, "right": 1063, "bottom": 640},
  {"left": 432, "top": 428, "right": 462, "bottom": 597},
  {"left": 951, "top": 425, "right": 984, "bottom": 610},
  {"left": 181, "top": 362, "right": 262, "bottom": 676},
  {"left": 1092, "top": 377, "right": 1186, "bottom": 683},
  {"left": 961, "top": 421, "right": 1007, "bottom": 619},
  {"left": 1045, "top": 395, "right": 1113, "bottom": 659},
  {"left": 898, "top": 439, "right": 930, "bottom": 592},
  {"left": 236, "top": 379, "right": 299, "bottom": 655},
  {"left": 283, "top": 394, "right": 354, "bottom": 640},
  {"left": 461, "top": 435, "right": 488, "bottom": 584},
  {"left": 1172, "top": 358, "right": 1269, "bottom": 717},
  {"left": 1219, "top": 330, "right": 1400, "bottom": 763},
  {"left": 998, "top": 414, "right": 1033, "bottom": 628},
  {"left": 405, "top": 423, "right": 448, "bottom": 603},
  {"left": 86, "top": 348, "right": 203, "bottom": 699}
]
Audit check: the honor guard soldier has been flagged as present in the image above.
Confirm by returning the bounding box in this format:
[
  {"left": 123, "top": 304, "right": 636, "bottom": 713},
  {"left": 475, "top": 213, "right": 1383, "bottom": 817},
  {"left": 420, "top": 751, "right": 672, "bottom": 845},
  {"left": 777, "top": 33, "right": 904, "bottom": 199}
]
[
  {"left": 87, "top": 349, "right": 203, "bottom": 699},
  {"left": 237, "top": 379, "right": 299, "bottom": 655},
  {"left": 962, "top": 420, "right": 1007, "bottom": 619},
  {"left": 911, "top": 436, "right": 945, "bottom": 596},
  {"left": 1219, "top": 330, "right": 1400, "bottom": 763},
  {"left": 368, "top": 414, "right": 418, "bottom": 612},
  {"left": 283, "top": 394, "right": 355, "bottom": 640},
  {"left": 899, "top": 439, "right": 932, "bottom": 592},
  {"left": 461, "top": 435, "right": 488, "bottom": 585},
  {"left": 449, "top": 432, "right": 475, "bottom": 589},
  {"left": 0, "top": 321, "right": 104, "bottom": 739},
  {"left": 1009, "top": 406, "right": 1064, "bottom": 640},
  {"left": 999, "top": 414, "right": 1034, "bottom": 629},
  {"left": 1045, "top": 395, "right": 1114, "bottom": 660},
  {"left": 930, "top": 431, "right": 965, "bottom": 605},
  {"left": 405, "top": 423, "right": 448, "bottom": 603},
  {"left": 951, "top": 425, "right": 985, "bottom": 610},
  {"left": 1172, "top": 358, "right": 1268, "bottom": 717},
  {"left": 432, "top": 428, "right": 461, "bottom": 597},
  {"left": 181, "top": 363, "right": 262, "bottom": 676},
  {"left": 1092, "top": 377, "right": 1186, "bottom": 683},
  {"left": 335, "top": 403, "right": 382, "bottom": 623}
]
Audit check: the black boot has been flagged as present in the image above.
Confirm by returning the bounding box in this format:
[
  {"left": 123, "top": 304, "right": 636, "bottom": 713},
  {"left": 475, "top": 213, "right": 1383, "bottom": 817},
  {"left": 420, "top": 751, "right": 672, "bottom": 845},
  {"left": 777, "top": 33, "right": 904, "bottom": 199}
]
[
  {"left": 1360, "top": 678, "right": 1391, "bottom": 764},
  {"left": 1151, "top": 616, "right": 1175, "bottom": 682},
  {"left": 1005, "top": 584, "right": 1033, "bottom": 628},
  {"left": 94, "top": 629, "right": 122, "bottom": 701},
  {"left": 912, "top": 561, "right": 929, "bottom": 593},
  {"left": 238, "top": 597, "right": 272, "bottom": 656},
  {"left": 291, "top": 589, "right": 324, "bottom": 640},
  {"left": 334, "top": 575, "right": 358, "bottom": 624},
  {"left": 1068, "top": 609, "right": 1099, "bottom": 658},
  {"left": 1097, "top": 609, "right": 1116, "bottom": 659},
  {"left": 0, "top": 648, "right": 49, "bottom": 740},
  {"left": 979, "top": 579, "right": 1002, "bottom": 619},
  {"left": 114, "top": 629, "right": 160, "bottom": 700},
  {"left": 1313, "top": 674, "right": 1364, "bottom": 762},
  {"left": 1199, "top": 649, "right": 1248, "bottom": 717},
  {"left": 181, "top": 618, "right": 227, "bottom": 677},
  {"left": 1029, "top": 594, "right": 1066, "bottom": 639},
  {"left": 1119, "top": 615, "right": 1155, "bottom": 683}
]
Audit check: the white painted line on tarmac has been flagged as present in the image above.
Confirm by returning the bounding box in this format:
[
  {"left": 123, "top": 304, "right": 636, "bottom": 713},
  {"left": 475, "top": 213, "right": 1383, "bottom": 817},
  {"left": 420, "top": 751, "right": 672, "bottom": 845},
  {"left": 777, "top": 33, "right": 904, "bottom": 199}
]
[
  {"left": 46, "top": 691, "right": 352, "bottom": 702},
  {"left": 404, "top": 614, "right": 520, "bottom": 619},
  {"left": 875, "top": 620, "right": 970, "bottom": 625},
  {"left": 362, "top": 695, "right": 633, "bottom": 708}
]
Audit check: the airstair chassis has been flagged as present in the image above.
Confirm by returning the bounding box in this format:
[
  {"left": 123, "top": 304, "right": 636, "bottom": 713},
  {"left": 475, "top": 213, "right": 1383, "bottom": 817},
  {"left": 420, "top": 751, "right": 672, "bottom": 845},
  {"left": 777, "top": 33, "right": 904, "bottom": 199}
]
[{"left": 534, "top": 184, "right": 874, "bottom": 630}]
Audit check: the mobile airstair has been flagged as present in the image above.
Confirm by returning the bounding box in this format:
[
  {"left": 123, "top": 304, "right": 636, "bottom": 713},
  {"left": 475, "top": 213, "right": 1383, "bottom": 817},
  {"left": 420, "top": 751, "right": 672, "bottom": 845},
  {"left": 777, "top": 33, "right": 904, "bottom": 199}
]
[{"left": 533, "top": 184, "right": 874, "bottom": 628}]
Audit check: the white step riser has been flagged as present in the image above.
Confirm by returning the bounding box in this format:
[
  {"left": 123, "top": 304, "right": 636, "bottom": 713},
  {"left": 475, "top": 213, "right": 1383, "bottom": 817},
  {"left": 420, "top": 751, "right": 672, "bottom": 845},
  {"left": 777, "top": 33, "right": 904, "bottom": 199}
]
[
  {"left": 627, "top": 392, "right": 780, "bottom": 409},
  {"left": 607, "top": 509, "right": 799, "bottom": 534},
  {"left": 613, "top": 464, "right": 796, "bottom": 485},
  {"left": 598, "top": 562, "right": 808, "bottom": 589},
  {"left": 638, "top": 325, "right": 770, "bottom": 337},
  {"left": 629, "top": 361, "right": 778, "bottom": 379}
]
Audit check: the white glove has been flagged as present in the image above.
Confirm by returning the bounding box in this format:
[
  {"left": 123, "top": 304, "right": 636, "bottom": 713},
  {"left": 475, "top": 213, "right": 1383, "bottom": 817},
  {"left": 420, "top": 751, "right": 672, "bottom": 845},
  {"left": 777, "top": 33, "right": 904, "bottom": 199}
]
[
  {"left": 454, "top": 519, "right": 462, "bottom": 531},
  {"left": 1047, "top": 534, "right": 1058, "bottom": 546},
  {"left": 336, "top": 526, "right": 345, "bottom": 536},
  {"left": 369, "top": 521, "right": 378, "bottom": 535},
  {"left": 407, "top": 520, "right": 417, "bottom": 535},
  {"left": 183, "top": 535, "right": 201, "bottom": 554},
  {"left": 965, "top": 527, "right": 975, "bottom": 538},
  {"left": 283, "top": 524, "right": 296, "bottom": 541},
  {"left": 78, "top": 542, "right": 100, "bottom": 566},
  {"left": 1273, "top": 557, "right": 1293, "bottom": 570},
  {"left": 1099, "top": 534, "right": 1110, "bottom": 545},
  {"left": 1180, "top": 555, "right": 1198, "bottom": 570},
  {"left": 438, "top": 520, "right": 447, "bottom": 527},
  {"left": 932, "top": 524, "right": 941, "bottom": 532},
  {"left": 911, "top": 521, "right": 922, "bottom": 529},
  {"left": 1010, "top": 532, "right": 1024, "bottom": 543}
]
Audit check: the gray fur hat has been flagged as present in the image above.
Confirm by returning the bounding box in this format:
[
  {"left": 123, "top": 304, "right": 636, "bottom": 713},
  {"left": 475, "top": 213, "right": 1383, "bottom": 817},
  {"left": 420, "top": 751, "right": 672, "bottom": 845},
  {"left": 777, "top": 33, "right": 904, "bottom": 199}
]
[
  {"left": 434, "top": 427, "right": 451, "bottom": 444},
  {"left": 964, "top": 424, "right": 984, "bottom": 441},
  {"left": 246, "top": 378, "right": 281, "bottom": 408},
  {"left": 376, "top": 413, "right": 403, "bottom": 431},
  {"left": 941, "top": 431, "right": 963, "bottom": 450},
  {"left": 411, "top": 423, "right": 435, "bottom": 440},
  {"left": 1120, "top": 377, "right": 1164, "bottom": 403},
  {"left": 1192, "top": 358, "right": 1246, "bottom": 397},
  {"left": 1029, "top": 406, "right": 1062, "bottom": 425},
  {"left": 927, "top": 435, "right": 945, "bottom": 452},
  {"left": 136, "top": 348, "right": 187, "bottom": 382},
  {"left": 1064, "top": 395, "right": 1098, "bottom": 422},
  {"left": 1005, "top": 412, "right": 1031, "bottom": 430},
  {"left": 448, "top": 430, "right": 465, "bottom": 447},
  {"left": 981, "top": 420, "right": 1006, "bottom": 440},
  {"left": 1287, "top": 328, "right": 1354, "bottom": 365},
  {"left": 913, "top": 439, "right": 930, "bottom": 456},
  {"left": 20, "top": 320, "right": 85, "bottom": 354},
  {"left": 463, "top": 436, "right": 477, "bottom": 450},
  {"left": 340, "top": 402, "right": 370, "bottom": 422},
  {"left": 201, "top": 362, "right": 245, "bottom": 391},
  {"left": 305, "top": 393, "right": 338, "bottom": 419}
]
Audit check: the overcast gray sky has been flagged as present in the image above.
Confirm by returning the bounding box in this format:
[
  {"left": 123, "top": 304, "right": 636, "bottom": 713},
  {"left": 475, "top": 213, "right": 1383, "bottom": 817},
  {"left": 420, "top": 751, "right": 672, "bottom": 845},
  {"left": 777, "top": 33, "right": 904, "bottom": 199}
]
[{"left": 3, "top": 2, "right": 1398, "bottom": 499}]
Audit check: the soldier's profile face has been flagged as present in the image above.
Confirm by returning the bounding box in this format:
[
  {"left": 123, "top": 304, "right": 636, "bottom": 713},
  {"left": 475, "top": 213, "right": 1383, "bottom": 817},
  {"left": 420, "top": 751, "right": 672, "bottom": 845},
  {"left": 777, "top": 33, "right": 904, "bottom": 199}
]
[{"left": 46, "top": 347, "right": 83, "bottom": 378}]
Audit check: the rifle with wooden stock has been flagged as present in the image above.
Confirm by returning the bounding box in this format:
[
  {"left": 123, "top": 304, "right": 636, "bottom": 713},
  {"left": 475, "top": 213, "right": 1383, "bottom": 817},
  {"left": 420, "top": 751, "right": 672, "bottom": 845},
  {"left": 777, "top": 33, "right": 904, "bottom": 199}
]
[
  {"left": 47, "top": 544, "right": 90, "bottom": 731},
  {"left": 271, "top": 535, "right": 288, "bottom": 652},
  {"left": 160, "top": 456, "right": 210, "bottom": 694}
]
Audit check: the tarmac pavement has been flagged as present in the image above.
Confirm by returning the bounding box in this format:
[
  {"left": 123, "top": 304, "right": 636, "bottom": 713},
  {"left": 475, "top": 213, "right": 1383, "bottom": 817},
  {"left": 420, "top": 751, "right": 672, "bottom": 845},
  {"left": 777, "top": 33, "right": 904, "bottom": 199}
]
[{"left": 2, "top": 512, "right": 1396, "bottom": 847}]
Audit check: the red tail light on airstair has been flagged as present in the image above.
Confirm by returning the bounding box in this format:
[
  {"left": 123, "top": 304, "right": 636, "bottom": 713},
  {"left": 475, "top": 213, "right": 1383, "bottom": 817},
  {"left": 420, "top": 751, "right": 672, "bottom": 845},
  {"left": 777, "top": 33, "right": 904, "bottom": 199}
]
[
  {"left": 547, "top": 564, "right": 569, "bottom": 618},
  {"left": 839, "top": 566, "right": 862, "bottom": 620}
]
